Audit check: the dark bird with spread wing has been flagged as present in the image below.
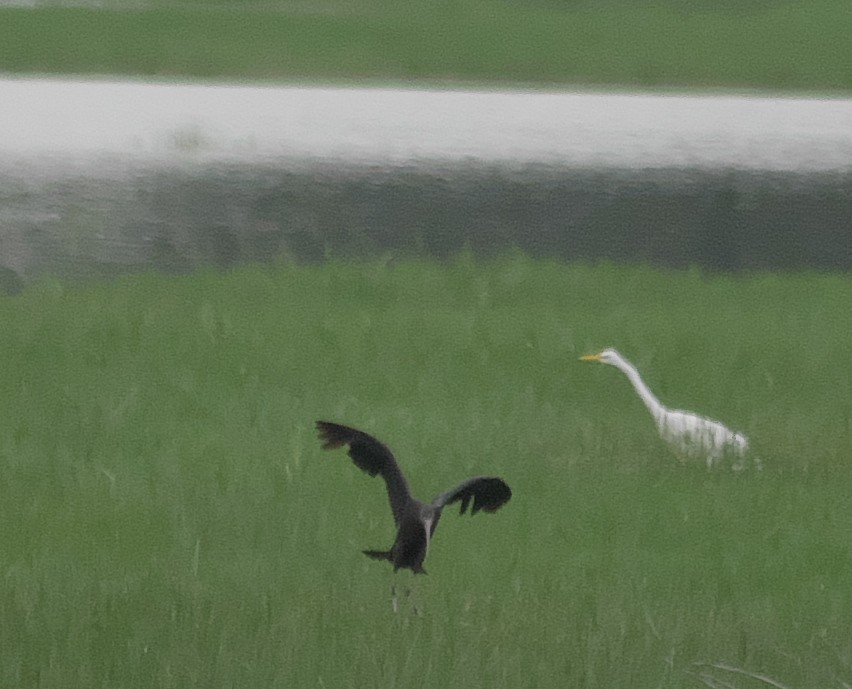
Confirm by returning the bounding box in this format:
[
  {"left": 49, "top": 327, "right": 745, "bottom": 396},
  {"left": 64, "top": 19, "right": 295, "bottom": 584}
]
[{"left": 316, "top": 420, "right": 512, "bottom": 574}]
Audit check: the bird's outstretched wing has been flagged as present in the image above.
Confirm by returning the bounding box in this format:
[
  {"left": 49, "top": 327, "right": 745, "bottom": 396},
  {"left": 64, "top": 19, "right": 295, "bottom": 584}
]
[
  {"left": 431, "top": 476, "right": 512, "bottom": 515},
  {"left": 316, "top": 421, "right": 412, "bottom": 525}
]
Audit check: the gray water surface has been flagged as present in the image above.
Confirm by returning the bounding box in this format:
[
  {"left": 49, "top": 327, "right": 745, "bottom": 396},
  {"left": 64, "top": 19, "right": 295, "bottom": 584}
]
[
  {"left": 4, "top": 77, "right": 852, "bottom": 169},
  {"left": 1, "top": 78, "right": 851, "bottom": 287}
]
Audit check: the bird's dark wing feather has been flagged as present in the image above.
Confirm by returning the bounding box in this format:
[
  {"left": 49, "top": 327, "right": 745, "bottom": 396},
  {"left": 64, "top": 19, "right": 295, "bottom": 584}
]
[
  {"left": 316, "top": 421, "right": 412, "bottom": 525},
  {"left": 431, "top": 476, "right": 512, "bottom": 515}
]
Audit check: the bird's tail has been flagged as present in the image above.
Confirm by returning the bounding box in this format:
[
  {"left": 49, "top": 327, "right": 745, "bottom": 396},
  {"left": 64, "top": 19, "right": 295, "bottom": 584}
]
[{"left": 363, "top": 549, "right": 393, "bottom": 562}]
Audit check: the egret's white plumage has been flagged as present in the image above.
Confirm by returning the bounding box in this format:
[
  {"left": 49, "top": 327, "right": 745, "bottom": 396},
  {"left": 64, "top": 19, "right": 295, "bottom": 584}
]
[{"left": 580, "top": 348, "right": 749, "bottom": 467}]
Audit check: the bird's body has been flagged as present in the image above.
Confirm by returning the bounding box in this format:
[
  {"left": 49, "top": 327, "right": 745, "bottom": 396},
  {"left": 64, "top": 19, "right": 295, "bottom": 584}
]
[
  {"left": 580, "top": 348, "right": 749, "bottom": 466},
  {"left": 316, "top": 421, "right": 511, "bottom": 574},
  {"left": 362, "top": 499, "right": 436, "bottom": 574}
]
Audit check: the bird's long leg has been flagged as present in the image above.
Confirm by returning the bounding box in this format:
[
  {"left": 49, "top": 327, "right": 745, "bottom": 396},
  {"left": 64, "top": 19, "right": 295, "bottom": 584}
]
[
  {"left": 390, "top": 580, "right": 422, "bottom": 616},
  {"left": 406, "top": 586, "right": 423, "bottom": 617}
]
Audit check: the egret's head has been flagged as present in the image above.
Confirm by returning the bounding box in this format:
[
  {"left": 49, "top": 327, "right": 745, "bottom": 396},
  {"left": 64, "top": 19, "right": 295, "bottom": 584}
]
[{"left": 580, "top": 348, "right": 621, "bottom": 366}]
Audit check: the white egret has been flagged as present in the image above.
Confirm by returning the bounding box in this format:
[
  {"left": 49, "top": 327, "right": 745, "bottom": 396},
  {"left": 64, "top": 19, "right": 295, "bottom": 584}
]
[{"left": 580, "top": 348, "right": 749, "bottom": 467}]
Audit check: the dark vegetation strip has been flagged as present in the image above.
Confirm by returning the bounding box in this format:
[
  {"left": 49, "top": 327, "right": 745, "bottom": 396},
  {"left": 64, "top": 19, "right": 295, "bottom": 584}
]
[
  {"left": 0, "top": 1, "right": 850, "bottom": 91},
  {"left": 2, "top": 163, "right": 851, "bottom": 291}
]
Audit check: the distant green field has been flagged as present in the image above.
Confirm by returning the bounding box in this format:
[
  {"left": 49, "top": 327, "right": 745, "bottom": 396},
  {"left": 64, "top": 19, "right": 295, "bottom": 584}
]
[
  {"left": 1, "top": 0, "right": 850, "bottom": 91},
  {"left": 1, "top": 256, "right": 850, "bottom": 688}
]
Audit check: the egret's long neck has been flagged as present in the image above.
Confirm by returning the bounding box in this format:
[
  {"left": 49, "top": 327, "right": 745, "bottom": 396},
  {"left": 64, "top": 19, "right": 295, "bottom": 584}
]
[{"left": 614, "top": 358, "right": 666, "bottom": 422}]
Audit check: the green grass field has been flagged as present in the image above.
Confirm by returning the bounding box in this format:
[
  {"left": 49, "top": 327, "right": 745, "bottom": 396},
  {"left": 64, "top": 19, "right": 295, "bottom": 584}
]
[
  {"left": 1, "top": 256, "right": 850, "bottom": 688},
  {"left": 1, "top": 0, "right": 851, "bottom": 92}
]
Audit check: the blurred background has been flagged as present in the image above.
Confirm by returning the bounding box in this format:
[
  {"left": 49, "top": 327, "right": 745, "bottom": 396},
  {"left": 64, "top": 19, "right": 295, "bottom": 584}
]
[{"left": 1, "top": 0, "right": 851, "bottom": 291}]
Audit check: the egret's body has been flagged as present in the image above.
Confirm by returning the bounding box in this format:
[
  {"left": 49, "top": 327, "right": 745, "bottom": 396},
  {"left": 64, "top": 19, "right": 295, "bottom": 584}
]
[
  {"left": 316, "top": 421, "right": 512, "bottom": 574},
  {"left": 580, "top": 349, "right": 749, "bottom": 466}
]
